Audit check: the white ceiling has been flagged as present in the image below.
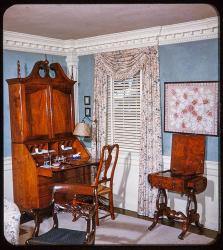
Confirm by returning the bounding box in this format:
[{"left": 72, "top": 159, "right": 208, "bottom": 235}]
[{"left": 3, "top": 4, "right": 217, "bottom": 40}]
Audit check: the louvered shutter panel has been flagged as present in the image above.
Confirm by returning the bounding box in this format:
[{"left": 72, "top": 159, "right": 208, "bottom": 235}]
[{"left": 106, "top": 71, "right": 141, "bottom": 151}]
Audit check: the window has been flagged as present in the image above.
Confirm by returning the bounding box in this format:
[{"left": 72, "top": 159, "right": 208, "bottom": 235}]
[{"left": 106, "top": 71, "right": 141, "bottom": 151}]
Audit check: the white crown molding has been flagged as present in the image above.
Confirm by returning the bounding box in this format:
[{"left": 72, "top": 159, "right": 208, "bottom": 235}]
[
  {"left": 3, "top": 17, "right": 218, "bottom": 56},
  {"left": 158, "top": 16, "right": 219, "bottom": 45},
  {"left": 66, "top": 17, "right": 219, "bottom": 55},
  {"left": 3, "top": 31, "right": 67, "bottom": 56}
]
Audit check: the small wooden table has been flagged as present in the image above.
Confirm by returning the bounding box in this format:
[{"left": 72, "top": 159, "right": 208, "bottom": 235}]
[
  {"left": 147, "top": 134, "right": 207, "bottom": 240},
  {"left": 148, "top": 170, "right": 207, "bottom": 239}
]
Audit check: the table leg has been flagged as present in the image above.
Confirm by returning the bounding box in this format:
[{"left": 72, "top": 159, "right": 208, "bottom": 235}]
[
  {"left": 148, "top": 188, "right": 167, "bottom": 231},
  {"left": 178, "top": 188, "right": 203, "bottom": 239},
  {"left": 178, "top": 219, "right": 190, "bottom": 240}
]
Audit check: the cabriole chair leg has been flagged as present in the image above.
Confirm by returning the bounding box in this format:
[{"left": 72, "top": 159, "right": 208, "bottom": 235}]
[{"left": 109, "top": 191, "right": 115, "bottom": 220}]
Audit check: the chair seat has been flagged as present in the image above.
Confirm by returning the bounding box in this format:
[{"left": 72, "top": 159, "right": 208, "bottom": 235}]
[
  {"left": 98, "top": 184, "right": 111, "bottom": 195},
  {"left": 27, "top": 228, "right": 87, "bottom": 245}
]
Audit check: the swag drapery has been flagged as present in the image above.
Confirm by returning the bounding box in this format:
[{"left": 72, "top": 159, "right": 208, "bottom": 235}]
[{"left": 92, "top": 46, "right": 163, "bottom": 217}]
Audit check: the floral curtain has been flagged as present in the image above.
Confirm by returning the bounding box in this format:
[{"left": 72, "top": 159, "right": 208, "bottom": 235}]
[
  {"left": 92, "top": 46, "right": 162, "bottom": 216},
  {"left": 137, "top": 47, "right": 163, "bottom": 217}
]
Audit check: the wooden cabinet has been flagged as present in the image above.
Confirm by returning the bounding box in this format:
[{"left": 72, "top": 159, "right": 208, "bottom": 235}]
[
  {"left": 8, "top": 61, "right": 75, "bottom": 142},
  {"left": 7, "top": 60, "right": 91, "bottom": 211}
]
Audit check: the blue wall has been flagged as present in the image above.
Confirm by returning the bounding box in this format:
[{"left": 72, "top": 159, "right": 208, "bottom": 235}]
[
  {"left": 78, "top": 55, "right": 95, "bottom": 148},
  {"left": 77, "top": 39, "right": 219, "bottom": 161},
  {"left": 159, "top": 39, "right": 219, "bottom": 161},
  {"left": 4, "top": 38, "right": 219, "bottom": 161},
  {"left": 3, "top": 50, "right": 67, "bottom": 157}
]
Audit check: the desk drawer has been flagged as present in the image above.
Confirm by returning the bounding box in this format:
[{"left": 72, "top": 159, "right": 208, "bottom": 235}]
[
  {"left": 38, "top": 167, "right": 92, "bottom": 200},
  {"left": 39, "top": 183, "right": 54, "bottom": 197},
  {"left": 187, "top": 176, "right": 207, "bottom": 194},
  {"left": 64, "top": 168, "right": 82, "bottom": 177},
  {"left": 148, "top": 174, "right": 185, "bottom": 193},
  {"left": 38, "top": 173, "right": 62, "bottom": 185}
]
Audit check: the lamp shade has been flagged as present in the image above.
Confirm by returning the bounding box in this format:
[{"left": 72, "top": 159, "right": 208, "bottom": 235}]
[{"left": 73, "top": 122, "right": 91, "bottom": 137}]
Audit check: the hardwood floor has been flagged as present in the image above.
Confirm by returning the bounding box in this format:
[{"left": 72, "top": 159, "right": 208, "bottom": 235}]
[
  {"left": 114, "top": 207, "right": 219, "bottom": 240},
  {"left": 19, "top": 206, "right": 218, "bottom": 240}
]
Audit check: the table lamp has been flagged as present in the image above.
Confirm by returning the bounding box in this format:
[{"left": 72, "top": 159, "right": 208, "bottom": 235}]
[
  {"left": 73, "top": 116, "right": 98, "bottom": 159},
  {"left": 73, "top": 122, "right": 91, "bottom": 137}
]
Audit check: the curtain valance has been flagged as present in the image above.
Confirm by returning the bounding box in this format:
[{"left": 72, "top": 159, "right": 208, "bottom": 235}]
[{"left": 95, "top": 47, "right": 155, "bottom": 80}]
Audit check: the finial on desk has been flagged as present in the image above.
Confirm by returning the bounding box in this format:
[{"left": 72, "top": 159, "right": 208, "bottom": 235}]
[{"left": 44, "top": 54, "right": 49, "bottom": 64}]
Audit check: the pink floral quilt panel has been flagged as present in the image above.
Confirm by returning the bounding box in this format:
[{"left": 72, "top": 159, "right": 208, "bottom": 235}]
[{"left": 165, "top": 82, "right": 218, "bottom": 135}]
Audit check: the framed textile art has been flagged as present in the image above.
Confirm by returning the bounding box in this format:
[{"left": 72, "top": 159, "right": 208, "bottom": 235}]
[{"left": 164, "top": 81, "right": 219, "bottom": 136}]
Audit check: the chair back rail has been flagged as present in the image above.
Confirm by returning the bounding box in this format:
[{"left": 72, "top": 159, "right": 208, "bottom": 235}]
[{"left": 95, "top": 144, "right": 119, "bottom": 187}]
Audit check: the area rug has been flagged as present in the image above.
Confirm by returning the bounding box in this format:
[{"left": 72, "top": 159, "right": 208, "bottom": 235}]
[{"left": 18, "top": 212, "right": 215, "bottom": 245}]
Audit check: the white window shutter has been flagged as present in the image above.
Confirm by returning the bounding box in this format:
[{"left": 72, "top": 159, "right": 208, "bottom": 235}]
[{"left": 106, "top": 71, "right": 141, "bottom": 151}]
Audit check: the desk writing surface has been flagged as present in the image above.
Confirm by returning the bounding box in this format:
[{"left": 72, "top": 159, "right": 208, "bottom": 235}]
[
  {"left": 66, "top": 158, "right": 99, "bottom": 166},
  {"left": 37, "top": 158, "right": 99, "bottom": 176}
]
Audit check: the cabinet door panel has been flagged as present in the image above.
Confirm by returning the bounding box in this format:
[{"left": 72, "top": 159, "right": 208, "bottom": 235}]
[
  {"left": 8, "top": 85, "right": 24, "bottom": 142},
  {"left": 52, "top": 88, "right": 73, "bottom": 137},
  {"left": 26, "top": 88, "right": 50, "bottom": 139}
]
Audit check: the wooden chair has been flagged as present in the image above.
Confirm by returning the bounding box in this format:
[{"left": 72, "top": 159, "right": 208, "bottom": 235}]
[
  {"left": 73, "top": 144, "right": 119, "bottom": 226},
  {"left": 148, "top": 134, "right": 207, "bottom": 240},
  {"left": 26, "top": 184, "right": 96, "bottom": 245},
  {"left": 94, "top": 144, "right": 119, "bottom": 225}
]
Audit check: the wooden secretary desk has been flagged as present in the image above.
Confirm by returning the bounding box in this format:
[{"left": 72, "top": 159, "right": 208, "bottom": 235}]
[{"left": 7, "top": 60, "right": 96, "bottom": 212}]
